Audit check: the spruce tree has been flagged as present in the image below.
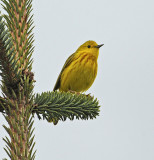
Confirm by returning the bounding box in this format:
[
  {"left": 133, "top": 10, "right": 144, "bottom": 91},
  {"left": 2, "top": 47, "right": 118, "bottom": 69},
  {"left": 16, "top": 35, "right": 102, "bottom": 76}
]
[{"left": 0, "top": 0, "right": 100, "bottom": 159}]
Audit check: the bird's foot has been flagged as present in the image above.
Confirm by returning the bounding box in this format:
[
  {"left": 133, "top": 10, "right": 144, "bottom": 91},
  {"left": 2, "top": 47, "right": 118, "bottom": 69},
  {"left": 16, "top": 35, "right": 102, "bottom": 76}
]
[
  {"left": 86, "top": 93, "right": 93, "bottom": 99},
  {"left": 86, "top": 93, "right": 91, "bottom": 97},
  {"left": 68, "top": 90, "right": 93, "bottom": 98},
  {"left": 68, "top": 90, "right": 80, "bottom": 95}
]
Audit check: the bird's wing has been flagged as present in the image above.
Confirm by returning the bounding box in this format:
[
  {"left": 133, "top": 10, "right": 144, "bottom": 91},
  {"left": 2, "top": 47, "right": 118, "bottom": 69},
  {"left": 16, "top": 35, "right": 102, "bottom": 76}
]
[{"left": 53, "top": 52, "right": 76, "bottom": 91}]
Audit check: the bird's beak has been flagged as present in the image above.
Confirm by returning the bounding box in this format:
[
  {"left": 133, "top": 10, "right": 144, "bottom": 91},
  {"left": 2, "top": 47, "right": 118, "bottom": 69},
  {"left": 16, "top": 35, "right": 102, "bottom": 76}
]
[{"left": 95, "top": 44, "right": 104, "bottom": 48}]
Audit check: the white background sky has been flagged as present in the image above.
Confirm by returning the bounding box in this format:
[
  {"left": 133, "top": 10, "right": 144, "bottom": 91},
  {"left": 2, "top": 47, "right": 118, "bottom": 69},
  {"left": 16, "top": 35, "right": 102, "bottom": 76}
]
[{"left": 0, "top": 0, "right": 154, "bottom": 159}]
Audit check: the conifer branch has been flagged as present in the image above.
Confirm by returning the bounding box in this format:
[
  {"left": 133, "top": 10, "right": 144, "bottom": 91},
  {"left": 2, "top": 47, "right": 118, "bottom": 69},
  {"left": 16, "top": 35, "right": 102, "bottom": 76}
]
[
  {"left": 1, "top": 0, "right": 34, "bottom": 74},
  {"left": 0, "top": 96, "right": 6, "bottom": 112},
  {"left": 0, "top": 14, "right": 20, "bottom": 89},
  {"left": 1, "top": 0, "right": 35, "bottom": 159},
  {"left": 33, "top": 91, "right": 100, "bottom": 124}
]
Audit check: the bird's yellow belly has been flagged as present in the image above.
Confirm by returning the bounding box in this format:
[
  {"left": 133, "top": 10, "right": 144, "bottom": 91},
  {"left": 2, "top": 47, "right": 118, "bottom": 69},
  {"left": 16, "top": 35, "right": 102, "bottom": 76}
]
[{"left": 60, "top": 57, "right": 97, "bottom": 92}]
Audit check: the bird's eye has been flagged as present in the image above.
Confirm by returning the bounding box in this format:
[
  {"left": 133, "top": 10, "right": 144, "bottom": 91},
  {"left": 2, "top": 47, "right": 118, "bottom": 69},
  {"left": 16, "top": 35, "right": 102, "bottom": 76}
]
[{"left": 87, "top": 45, "right": 91, "bottom": 48}]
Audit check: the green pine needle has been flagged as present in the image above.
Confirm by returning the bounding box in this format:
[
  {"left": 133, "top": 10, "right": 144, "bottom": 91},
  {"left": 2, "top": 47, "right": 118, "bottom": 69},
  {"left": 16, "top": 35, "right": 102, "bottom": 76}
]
[{"left": 33, "top": 91, "right": 100, "bottom": 124}]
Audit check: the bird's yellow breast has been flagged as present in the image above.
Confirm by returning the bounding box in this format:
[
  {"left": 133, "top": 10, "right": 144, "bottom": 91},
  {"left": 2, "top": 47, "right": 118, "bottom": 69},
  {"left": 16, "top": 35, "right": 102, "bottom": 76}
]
[{"left": 60, "top": 53, "right": 98, "bottom": 92}]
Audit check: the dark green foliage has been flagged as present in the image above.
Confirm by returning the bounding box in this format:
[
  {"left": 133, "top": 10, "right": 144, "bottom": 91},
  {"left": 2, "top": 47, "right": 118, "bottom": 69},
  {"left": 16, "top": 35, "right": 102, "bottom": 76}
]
[
  {"left": 0, "top": 14, "right": 20, "bottom": 88},
  {"left": 33, "top": 91, "right": 100, "bottom": 124}
]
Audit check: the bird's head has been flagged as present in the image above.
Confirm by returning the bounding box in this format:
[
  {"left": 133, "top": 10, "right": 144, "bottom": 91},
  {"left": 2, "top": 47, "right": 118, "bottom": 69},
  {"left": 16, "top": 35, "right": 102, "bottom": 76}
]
[{"left": 76, "top": 40, "right": 104, "bottom": 58}]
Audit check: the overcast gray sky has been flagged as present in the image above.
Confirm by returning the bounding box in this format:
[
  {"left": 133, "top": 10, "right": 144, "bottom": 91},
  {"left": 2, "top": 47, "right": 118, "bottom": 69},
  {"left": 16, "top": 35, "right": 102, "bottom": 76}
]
[{"left": 0, "top": 0, "right": 154, "bottom": 159}]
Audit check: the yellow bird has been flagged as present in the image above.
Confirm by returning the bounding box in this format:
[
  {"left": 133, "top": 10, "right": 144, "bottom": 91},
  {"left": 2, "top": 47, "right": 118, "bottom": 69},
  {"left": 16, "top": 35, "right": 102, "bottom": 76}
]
[{"left": 53, "top": 40, "right": 104, "bottom": 92}]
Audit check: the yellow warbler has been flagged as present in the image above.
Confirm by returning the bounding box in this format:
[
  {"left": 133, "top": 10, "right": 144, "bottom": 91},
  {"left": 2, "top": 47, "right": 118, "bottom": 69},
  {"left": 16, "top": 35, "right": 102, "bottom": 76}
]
[{"left": 53, "top": 40, "right": 104, "bottom": 92}]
